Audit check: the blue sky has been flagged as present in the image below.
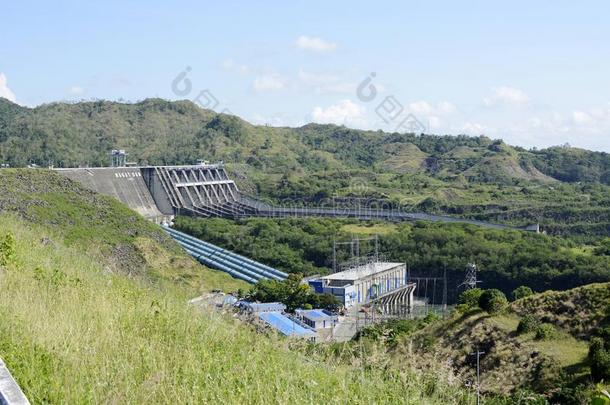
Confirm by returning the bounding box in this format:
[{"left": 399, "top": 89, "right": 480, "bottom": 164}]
[{"left": 2, "top": 0, "right": 610, "bottom": 151}]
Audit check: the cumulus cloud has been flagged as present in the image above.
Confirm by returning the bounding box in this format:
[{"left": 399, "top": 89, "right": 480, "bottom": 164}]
[
  {"left": 311, "top": 99, "right": 367, "bottom": 127},
  {"left": 0, "top": 73, "right": 16, "bottom": 102},
  {"left": 253, "top": 74, "right": 285, "bottom": 92},
  {"left": 297, "top": 69, "right": 353, "bottom": 94},
  {"left": 572, "top": 110, "right": 595, "bottom": 125},
  {"left": 222, "top": 58, "right": 250, "bottom": 75},
  {"left": 295, "top": 36, "right": 337, "bottom": 52},
  {"left": 408, "top": 100, "right": 457, "bottom": 115},
  {"left": 68, "top": 86, "right": 85, "bottom": 96},
  {"left": 483, "top": 86, "right": 530, "bottom": 106},
  {"left": 461, "top": 122, "right": 487, "bottom": 135}
]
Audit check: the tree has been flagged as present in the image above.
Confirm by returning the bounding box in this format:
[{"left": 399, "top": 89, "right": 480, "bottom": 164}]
[
  {"left": 517, "top": 314, "right": 540, "bottom": 334},
  {"left": 589, "top": 328, "right": 610, "bottom": 382},
  {"left": 313, "top": 293, "right": 341, "bottom": 312},
  {"left": 457, "top": 288, "right": 483, "bottom": 309},
  {"left": 512, "top": 286, "right": 534, "bottom": 301},
  {"left": 535, "top": 323, "right": 557, "bottom": 340},
  {"left": 594, "top": 238, "right": 610, "bottom": 256},
  {"left": 478, "top": 289, "right": 508, "bottom": 314},
  {"left": 247, "top": 273, "right": 339, "bottom": 312}
]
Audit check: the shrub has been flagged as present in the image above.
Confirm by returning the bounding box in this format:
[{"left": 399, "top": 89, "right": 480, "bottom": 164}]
[
  {"left": 517, "top": 314, "right": 540, "bottom": 334},
  {"left": 589, "top": 384, "right": 610, "bottom": 404},
  {"left": 535, "top": 323, "right": 557, "bottom": 340},
  {"left": 512, "top": 286, "right": 534, "bottom": 301},
  {"left": 0, "top": 232, "right": 16, "bottom": 266},
  {"left": 457, "top": 288, "right": 483, "bottom": 309},
  {"left": 478, "top": 289, "right": 508, "bottom": 314},
  {"left": 589, "top": 335, "right": 610, "bottom": 382}
]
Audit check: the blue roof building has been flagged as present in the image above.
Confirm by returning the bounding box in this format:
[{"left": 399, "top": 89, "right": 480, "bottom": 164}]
[
  {"left": 295, "top": 309, "right": 338, "bottom": 329},
  {"left": 236, "top": 301, "right": 286, "bottom": 314},
  {"left": 258, "top": 312, "right": 316, "bottom": 339}
]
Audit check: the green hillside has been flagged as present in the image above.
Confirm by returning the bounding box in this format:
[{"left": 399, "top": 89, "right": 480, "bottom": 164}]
[
  {"left": 351, "top": 283, "right": 610, "bottom": 403},
  {"left": 0, "top": 183, "right": 468, "bottom": 404},
  {"left": 0, "top": 169, "right": 247, "bottom": 292},
  {"left": 1, "top": 98, "right": 609, "bottom": 241}
]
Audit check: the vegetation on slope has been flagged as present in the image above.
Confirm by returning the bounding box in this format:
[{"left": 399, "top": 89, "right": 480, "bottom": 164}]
[
  {"left": 353, "top": 283, "right": 610, "bottom": 403},
  {"left": 0, "top": 215, "right": 470, "bottom": 404},
  {"left": 1, "top": 98, "right": 609, "bottom": 240},
  {"left": 0, "top": 169, "right": 246, "bottom": 292},
  {"left": 511, "top": 283, "right": 610, "bottom": 338},
  {"left": 175, "top": 216, "right": 610, "bottom": 301}
]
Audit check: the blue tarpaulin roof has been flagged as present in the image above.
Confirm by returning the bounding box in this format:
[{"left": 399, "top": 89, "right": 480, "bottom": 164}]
[
  {"left": 296, "top": 309, "right": 335, "bottom": 322},
  {"left": 258, "top": 312, "right": 316, "bottom": 337}
]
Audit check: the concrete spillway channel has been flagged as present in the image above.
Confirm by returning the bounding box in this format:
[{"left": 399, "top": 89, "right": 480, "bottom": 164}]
[{"left": 163, "top": 226, "right": 288, "bottom": 284}]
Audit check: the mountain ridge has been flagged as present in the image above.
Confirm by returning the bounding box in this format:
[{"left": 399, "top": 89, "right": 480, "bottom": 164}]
[{"left": 1, "top": 97, "right": 609, "bottom": 241}]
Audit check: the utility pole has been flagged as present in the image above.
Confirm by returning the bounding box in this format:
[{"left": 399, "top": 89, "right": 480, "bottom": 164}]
[
  {"left": 470, "top": 348, "right": 485, "bottom": 405},
  {"left": 374, "top": 234, "right": 379, "bottom": 262},
  {"left": 442, "top": 265, "right": 448, "bottom": 314},
  {"left": 332, "top": 238, "right": 337, "bottom": 273}
]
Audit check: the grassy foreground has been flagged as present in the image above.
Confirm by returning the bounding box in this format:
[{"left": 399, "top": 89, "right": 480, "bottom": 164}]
[{"left": 0, "top": 215, "right": 468, "bottom": 404}]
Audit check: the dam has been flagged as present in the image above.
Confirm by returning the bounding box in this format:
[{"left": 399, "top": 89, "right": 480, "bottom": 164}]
[
  {"left": 54, "top": 162, "right": 539, "bottom": 232},
  {"left": 53, "top": 161, "right": 539, "bottom": 283},
  {"left": 54, "top": 162, "right": 242, "bottom": 223}
]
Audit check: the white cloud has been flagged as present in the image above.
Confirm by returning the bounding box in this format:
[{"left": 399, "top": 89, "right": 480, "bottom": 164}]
[
  {"left": 408, "top": 101, "right": 434, "bottom": 115},
  {"left": 295, "top": 36, "right": 337, "bottom": 52},
  {"left": 483, "top": 86, "right": 530, "bottom": 106},
  {"left": 428, "top": 116, "right": 442, "bottom": 129},
  {"left": 437, "top": 101, "right": 457, "bottom": 114},
  {"left": 253, "top": 74, "right": 285, "bottom": 92},
  {"left": 0, "top": 73, "right": 16, "bottom": 102},
  {"left": 461, "top": 122, "right": 487, "bottom": 134},
  {"left": 407, "top": 100, "right": 457, "bottom": 115},
  {"left": 68, "top": 86, "right": 85, "bottom": 96},
  {"left": 572, "top": 110, "right": 594, "bottom": 125},
  {"left": 297, "top": 69, "right": 353, "bottom": 94},
  {"left": 222, "top": 58, "right": 250, "bottom": 75},
  {"left": 311, "top": 99, "right": 367, "bottom": 127}
]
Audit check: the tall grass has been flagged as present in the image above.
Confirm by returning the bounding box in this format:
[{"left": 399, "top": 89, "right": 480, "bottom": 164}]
[{"left": 0, "top": 215, "right": 468, "bottom": 404}]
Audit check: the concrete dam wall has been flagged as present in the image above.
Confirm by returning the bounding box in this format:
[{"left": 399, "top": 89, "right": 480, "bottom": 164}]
[
  {"left": 54, "top": 164, "right": 538, "bottom": 233},
  {"left": 55, "top": 167, "right": 168, "bottom": 220}
]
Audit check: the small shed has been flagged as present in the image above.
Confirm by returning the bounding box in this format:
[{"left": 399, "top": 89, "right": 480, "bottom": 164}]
[
  {"left": 237, "top": 301, "right": 287, "bottom": 314},
  {"left": 295, "top": 309, "right": 338, "bottom": 329}
]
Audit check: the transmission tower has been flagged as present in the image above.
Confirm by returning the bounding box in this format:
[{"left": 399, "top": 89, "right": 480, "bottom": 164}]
[
  {"left": 459, "top": 263, "right": 481, "bottom": 290},
  {"left": 332, "top": 235, "right": 380, "bottom": 273}
]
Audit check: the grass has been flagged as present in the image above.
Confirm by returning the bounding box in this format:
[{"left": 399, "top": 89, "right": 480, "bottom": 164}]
[
  {"left": 489, "top": 313, "right": 589, "bottom": 368},
  {"left": 0, "top": 215, "right": 469, "bottom": 404},
  {"left": 488, "top": 313, "right": 520, "bottom": 332},
  {"left": 341, "top": 223, "right": 399, "bottom": 236},
  {"left": 528, "top": 333, "right": 589, "bottom": 367}
]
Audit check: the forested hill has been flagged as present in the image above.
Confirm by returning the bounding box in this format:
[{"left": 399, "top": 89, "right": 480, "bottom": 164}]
[
  {"left": 1, "top": 98, "right": 608, "bottom": 183},
  {"left": 1, "top": 97, "right": 609, "bottom": 240}
]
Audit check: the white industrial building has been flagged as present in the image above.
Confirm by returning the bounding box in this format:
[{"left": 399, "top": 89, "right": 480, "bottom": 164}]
[{"left": 309, "top": 262, "right": 415, "bottom": 312}]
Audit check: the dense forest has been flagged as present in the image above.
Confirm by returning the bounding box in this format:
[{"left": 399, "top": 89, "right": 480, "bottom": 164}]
[
  {"left": 1, "top": 97, "right": 609, "bottom": 241},
  {"left": 174, "top": 216, "right": 610, "bottom": 302}
]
